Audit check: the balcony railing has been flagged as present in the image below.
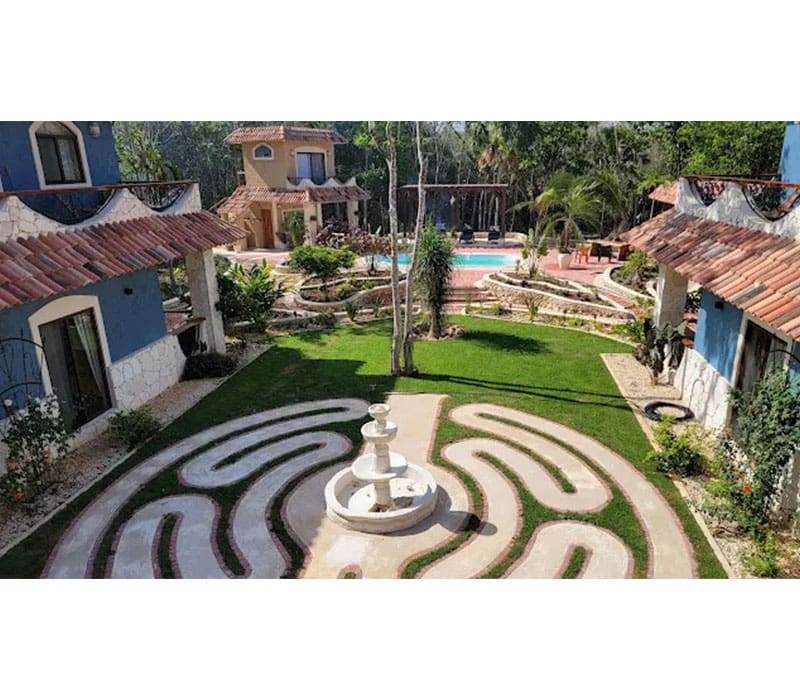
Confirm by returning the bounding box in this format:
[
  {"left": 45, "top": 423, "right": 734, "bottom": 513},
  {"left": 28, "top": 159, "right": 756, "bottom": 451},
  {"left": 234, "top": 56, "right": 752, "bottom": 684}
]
[
  {"left": 685, "top": 175, "right": 800, "bottom": 221},
  {"left": 0, "top": 180, "right": 197, "bottom": 226},
  {"left": 287, "top": 176, "right": 329, "bottom": 186}
]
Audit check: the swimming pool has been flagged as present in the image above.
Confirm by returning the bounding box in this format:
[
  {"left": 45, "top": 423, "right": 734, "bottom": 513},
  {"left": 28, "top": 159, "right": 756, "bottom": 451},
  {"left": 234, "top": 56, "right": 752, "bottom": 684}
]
[{"left": 377, "top": 252, "right": 519, "bottom": 268}]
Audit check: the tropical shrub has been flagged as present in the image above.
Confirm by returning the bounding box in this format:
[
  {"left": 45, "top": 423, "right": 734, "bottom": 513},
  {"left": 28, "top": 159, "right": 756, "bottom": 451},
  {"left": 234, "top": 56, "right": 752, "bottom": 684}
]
[
  {"left": 0, "top": 394, "right": 72, "bottom": 500},
  {"left": 527, "top": 300, "right": 538, "bottom": 322},
  {"left": 415, "top": 224, "right": 454, "bottom": 338},
  {"left": 617, "top": 250, "right": 657, "bottom": 289},
  {"left": 645, "top": 416, "right": 705, "bottom": 477},
  {"left": 633, "top": 319, "right": 686, "bottom": 384},
  {"left": 107, "top": 406, "right": 162, "bottom": 451},
  {"left": 182, "top": 352, "right": 238, "bottom": 380},
  {"left": 289, "top": 245, "right": 356, "bottom": 299},
  {"left": 344, "top": 300, "right": 360, "bottom": 322},
  {"left": 220, "top": 260, "right": 286, "bottom": 328},
  {"left": 285, "top": 211, "right": 305, "bottom": 249},
  {"left": 530, "top": 172, "right": 602, "bottom": 253}
]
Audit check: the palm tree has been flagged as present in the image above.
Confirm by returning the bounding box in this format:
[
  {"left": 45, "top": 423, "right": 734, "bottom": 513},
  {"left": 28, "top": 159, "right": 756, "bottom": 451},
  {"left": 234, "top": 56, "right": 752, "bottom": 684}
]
[
  {"left": 416, "top": 224, "right": 454, "bottom": 339},
  {"left": 530, "top": 172, "right": 602, "bottom": 253}
]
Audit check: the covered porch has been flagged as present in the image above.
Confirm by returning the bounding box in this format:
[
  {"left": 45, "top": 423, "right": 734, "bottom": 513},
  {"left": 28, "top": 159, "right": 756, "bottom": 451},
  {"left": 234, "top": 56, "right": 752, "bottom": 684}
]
[{"left": 217, "top": 181, "right": 369, "bottom": 250}]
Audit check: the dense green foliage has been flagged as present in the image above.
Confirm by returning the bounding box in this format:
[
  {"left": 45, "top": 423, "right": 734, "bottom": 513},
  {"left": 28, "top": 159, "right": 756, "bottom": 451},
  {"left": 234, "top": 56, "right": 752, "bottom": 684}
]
[
  {"left": 289, "top": 245, "right": 356, "bottom": 296},
  {"left": 108, "top": 407, "right": 162, "bottom": 451},
  {"left": 215, "top": 258, "right": 286, "bottom": 328},
  {"left": 181, "top": 352, "right": 238, "bottom": 380},
  {"left": 0, "top": 395, "right": 71, "bottom": 501},
  {"left": 113, "top": 121, "right": 787, "bottom": 233},
  {"left": 415, "top": 225, "right": 454, "bottom": 338},
  {"left": 645, "top": 417, "right": 705, "bottom": 477}
]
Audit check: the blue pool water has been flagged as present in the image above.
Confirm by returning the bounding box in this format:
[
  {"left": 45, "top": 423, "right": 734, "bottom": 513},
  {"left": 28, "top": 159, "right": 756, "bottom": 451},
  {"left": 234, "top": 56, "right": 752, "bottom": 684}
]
[{"left": 377, "top": 253, "right": 518, "bottom": 268}]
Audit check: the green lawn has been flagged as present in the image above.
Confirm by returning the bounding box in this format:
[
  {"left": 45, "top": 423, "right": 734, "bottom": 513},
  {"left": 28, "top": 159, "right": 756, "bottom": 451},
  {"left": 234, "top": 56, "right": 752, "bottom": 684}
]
[{"left": 0, "top": 316, "right": 726, "bottom": 578}]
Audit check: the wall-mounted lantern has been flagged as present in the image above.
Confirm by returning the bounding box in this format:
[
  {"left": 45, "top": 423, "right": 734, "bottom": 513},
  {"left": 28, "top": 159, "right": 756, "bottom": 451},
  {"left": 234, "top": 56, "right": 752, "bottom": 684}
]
[{"left": 88, "top": 122, "right": 102, "bottom": 138}]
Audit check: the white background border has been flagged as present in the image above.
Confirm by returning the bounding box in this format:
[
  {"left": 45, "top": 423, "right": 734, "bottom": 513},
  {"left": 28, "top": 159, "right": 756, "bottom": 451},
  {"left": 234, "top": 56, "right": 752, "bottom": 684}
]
[{"left": 3, "top": 1, "right": 800, "bottom": 699}]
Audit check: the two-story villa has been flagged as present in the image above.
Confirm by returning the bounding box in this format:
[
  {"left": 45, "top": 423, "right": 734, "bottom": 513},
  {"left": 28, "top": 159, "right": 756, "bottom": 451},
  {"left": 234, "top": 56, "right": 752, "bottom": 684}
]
[
  {"left": 0, "top": 121, "right": 246, "bottom": 466},
  {"left": 217, "top": 126, "right": 369, "bottom": 249},
  {"left": 624, "top": 121, "right": 800, "bottom": 511}
]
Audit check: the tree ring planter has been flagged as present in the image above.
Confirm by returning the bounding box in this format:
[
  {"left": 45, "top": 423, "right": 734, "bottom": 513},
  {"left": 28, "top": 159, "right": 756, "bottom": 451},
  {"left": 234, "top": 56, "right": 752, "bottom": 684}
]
[
  {"left": 294, "top": 278, "right": 406, "bottom": 313},
  {"left": 642, "top": 401, "right": 694, "bottom": 423}
]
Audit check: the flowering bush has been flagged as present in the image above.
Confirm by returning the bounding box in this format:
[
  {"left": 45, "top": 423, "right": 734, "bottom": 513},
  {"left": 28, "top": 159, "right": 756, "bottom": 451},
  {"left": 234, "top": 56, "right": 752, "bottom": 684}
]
[{"left": 1, "top": 394, "right": 72, "bottom": 502}]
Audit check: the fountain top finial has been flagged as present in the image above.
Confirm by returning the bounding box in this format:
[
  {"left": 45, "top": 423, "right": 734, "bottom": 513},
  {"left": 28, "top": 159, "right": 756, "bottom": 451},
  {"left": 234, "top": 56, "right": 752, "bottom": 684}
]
[{"left": 368, "top": 403, "right": 390, "bottom": 422}]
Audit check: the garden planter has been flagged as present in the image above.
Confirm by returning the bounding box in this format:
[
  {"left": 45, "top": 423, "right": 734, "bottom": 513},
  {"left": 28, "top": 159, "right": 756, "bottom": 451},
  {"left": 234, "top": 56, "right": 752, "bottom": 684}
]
[{"left": 557, "top": 253, "right": 572, "bottom": 270}]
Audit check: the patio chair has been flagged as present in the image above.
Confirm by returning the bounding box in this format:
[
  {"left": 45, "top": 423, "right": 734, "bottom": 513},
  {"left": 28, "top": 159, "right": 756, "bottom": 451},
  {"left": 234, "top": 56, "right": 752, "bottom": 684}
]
[
  {"left": 595, "top": 244, "right": 613, "bottom": 263},
  {"left": 487, "top": 226, "right": 501, "bottom": 243},
  {"left": 459, "top": 227, "right": 475, "bottom": 244},
  {"left": 616, "top": 243, "right": 631, "bottom": 261},
  {"left": 573, "top": 243, "right": 591, "bottom": 265}
]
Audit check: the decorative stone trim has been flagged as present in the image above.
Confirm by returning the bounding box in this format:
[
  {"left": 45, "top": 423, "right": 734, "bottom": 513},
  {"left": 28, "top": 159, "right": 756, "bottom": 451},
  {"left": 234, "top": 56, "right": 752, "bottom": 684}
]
[
  {"left": 676, "top": 178, "right": 800, "bottom": 239},
  {"left": 482, "top": 274, "right": 634, "bottom": 321},
  {"left": 0, "top": 183, "right": 202, "bottom": 242},
  {"left": 601, "top": 265, "right": 653, "bottom": 303},
  {"left": 294, "top": 279, "right": 406, "bottom": 312}
]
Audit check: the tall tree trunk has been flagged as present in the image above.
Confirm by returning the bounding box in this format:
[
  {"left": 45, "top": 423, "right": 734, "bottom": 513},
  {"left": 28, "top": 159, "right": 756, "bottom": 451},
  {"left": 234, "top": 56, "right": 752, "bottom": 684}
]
[
  {"left": 402, "top": 121, "right": 427, "bottom": 375},
  {"left": 385, "top": 122, "right": 402, "bottom": 376}
]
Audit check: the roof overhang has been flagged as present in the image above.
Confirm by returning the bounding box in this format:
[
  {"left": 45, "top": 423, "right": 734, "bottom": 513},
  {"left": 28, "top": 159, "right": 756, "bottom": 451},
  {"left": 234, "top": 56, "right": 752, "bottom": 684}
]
[
  {"left": 0, "top": 211, "right": 247, "bottom": 310},
  {"left": 625, "top": 209, "right": 800, "bottom": 340}
]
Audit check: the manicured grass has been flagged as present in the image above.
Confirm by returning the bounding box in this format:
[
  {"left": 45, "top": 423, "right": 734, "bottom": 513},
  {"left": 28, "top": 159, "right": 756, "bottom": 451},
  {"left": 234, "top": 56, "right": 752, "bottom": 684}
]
[{"left": 0, "top": 316, "right": 726, "bottom": 578}]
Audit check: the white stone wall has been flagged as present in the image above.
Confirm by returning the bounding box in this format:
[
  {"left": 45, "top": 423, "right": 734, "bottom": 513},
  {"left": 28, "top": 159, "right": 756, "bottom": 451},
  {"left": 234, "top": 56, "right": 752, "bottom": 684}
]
[
  {"left": 676, "top": 348, "right": 732, "bottom": 431},
  {"left": 676, "top": 178, "right": 800, "bottom": 240},
  {"left": 108, "top": 334, "right": 186, "bottom": 410},
  {"left": 0, "top": 183, "right": 202, "bottom": 243}
]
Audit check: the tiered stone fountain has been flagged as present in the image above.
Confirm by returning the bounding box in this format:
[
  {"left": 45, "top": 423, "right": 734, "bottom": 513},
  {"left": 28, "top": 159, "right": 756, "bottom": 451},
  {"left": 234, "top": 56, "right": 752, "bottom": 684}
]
[{"left": 324, "top": 403, "right": 438, "bottom": 534}]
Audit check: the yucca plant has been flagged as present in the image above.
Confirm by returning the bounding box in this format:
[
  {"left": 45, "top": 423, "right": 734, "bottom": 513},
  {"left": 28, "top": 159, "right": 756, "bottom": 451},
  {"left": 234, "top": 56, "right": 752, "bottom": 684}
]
[{"left": 416, "top": 224, "right": 454, "bottom": 338}]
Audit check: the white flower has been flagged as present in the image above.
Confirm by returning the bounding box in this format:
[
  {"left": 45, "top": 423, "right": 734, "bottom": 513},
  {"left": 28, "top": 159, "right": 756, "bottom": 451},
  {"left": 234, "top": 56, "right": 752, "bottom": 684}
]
[{"left": 3, "top": 399, "right": 12, "bottom": 407}]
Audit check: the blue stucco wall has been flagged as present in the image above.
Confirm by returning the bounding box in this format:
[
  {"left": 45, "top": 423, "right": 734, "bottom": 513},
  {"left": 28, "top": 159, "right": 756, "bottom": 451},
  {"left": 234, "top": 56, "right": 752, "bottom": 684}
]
[
  {"left": 0, "top": 121, "right": 120, "bottom": 221},
  {"left": 0, "top": 269, "right": 166, "bottom": 405},
  {"left": 694, "top": 290, "right": 743, "bottom": 382},
  {"left": 780, "top": 122, "right": 800, "bottom": 184}
]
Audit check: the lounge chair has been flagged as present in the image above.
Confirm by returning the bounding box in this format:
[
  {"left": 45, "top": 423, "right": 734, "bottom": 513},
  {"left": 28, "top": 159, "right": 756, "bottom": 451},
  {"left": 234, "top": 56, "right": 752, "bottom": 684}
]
[
  {"left": 487, "top": 227, "right": 501, "bottom": 243},
  {"left": 459, "top": 228, "right": 475, "bottom": 244},
  {"left": 594, "top": 243, "right": 613, "bottom": 263}
]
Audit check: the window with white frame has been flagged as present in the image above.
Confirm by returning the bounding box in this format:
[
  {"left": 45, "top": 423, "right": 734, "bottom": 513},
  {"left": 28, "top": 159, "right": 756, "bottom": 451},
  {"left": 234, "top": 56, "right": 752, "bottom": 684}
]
[
  {"left": 34, "top": 122, "right": 87, "bottom": 185},
  {"left": 253, "top": 144, "right": 274, "bottom": 160}
]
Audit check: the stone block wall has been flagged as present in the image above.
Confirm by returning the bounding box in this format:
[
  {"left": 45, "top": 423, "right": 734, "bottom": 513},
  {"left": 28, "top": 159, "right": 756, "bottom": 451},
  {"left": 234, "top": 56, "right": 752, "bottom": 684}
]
[{"left": 109, "top": 334, "right": 186, "bottom": 410}]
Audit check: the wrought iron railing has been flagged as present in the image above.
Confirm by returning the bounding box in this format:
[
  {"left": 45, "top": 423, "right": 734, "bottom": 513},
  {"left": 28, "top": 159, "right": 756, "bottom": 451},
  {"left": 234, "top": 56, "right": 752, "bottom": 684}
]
[
  {"left": 0, "top": 180, "right": 197, "bottom": 225},
  {"left": 685, "top": 175, "right": 800, "bottom": 221}
]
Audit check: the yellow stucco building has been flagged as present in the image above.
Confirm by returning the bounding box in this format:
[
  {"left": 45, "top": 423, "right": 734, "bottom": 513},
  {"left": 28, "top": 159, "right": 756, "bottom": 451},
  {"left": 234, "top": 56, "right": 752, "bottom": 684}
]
[{"left": 217, "top": 126, "right": 369, "bottom": 249}]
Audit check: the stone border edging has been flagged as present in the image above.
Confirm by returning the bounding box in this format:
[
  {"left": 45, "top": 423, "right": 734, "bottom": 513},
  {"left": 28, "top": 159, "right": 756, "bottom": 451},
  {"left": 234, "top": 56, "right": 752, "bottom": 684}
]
[
  {"left": 482, "top": 273, "right": 634, "bottom": 321},
  {"left": 601, "top": 265, "right": 653, "bottom": 302},
  {"left": 599, "top": 353, "right": 737, "bottom": 578},
  {"left": 294, "top": 279, "right": 406, "bottom": 312}
]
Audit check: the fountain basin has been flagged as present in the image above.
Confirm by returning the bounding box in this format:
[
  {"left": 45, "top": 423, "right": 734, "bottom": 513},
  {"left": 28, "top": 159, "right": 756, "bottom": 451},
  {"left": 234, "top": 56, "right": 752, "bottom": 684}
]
[{"left": 325, "top": 463, "right": 438, "bottom": 534}]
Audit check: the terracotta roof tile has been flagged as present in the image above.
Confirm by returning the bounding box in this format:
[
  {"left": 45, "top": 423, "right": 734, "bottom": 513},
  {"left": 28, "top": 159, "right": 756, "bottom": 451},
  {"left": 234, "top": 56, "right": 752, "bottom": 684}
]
[
  {"left": 0, "top": 211, "right": 247, "bottom": 310},
  {"left": 224, "top": 126, "right": 347, "bottom": 145},
  {"left": 217, "top": 184, "right": 369, "bottom": 219},
  {"left": 625, "top": 208, "right": 800, "bottom": 341},
  {"left": 648, "top": 181, "right": 677, "bottom": 205}
]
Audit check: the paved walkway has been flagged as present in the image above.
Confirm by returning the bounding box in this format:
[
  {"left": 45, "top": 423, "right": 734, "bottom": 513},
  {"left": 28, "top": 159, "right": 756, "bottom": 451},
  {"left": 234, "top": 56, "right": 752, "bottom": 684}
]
[{"left": 41, "top": 394, "right": 696, "bottom": 579}]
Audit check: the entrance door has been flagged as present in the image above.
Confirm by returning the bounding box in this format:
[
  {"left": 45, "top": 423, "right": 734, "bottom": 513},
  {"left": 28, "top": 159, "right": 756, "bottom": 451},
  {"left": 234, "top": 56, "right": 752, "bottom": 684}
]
[
  {"left": 39, "top": 308, "right": 111, "bottom": 431},
  {"left": 262, "top": 209, "right": 275, "bottom": 248},
  {"left": 731, "top": 320, "right": 787, "bottom": 430}
]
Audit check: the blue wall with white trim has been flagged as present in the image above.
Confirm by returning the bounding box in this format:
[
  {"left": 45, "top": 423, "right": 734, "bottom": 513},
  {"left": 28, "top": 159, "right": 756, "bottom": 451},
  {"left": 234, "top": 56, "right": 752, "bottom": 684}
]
[
  {"left": 0, "top": 269, "right": 167, "bottom": 406},
  {"left": 780, "top": 122, "right": 800, "bottom": 184},
  {"left": 694, "top": 290, "right": 743, "bottom": 382}
]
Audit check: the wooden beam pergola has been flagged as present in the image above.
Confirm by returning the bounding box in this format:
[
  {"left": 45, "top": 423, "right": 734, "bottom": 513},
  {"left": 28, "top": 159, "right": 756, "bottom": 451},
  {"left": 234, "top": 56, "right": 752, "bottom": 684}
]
[{"left": 398, "top": 183, "right": 510, "bottom": 235}]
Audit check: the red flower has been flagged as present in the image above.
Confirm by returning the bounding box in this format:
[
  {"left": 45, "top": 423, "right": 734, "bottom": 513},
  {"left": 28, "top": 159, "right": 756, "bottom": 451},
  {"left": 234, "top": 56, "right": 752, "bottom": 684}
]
[
  {"left": 744, "top": 484, "right": 752, "bottom": 493},
  {"left": 7, "top": 461, "right": 19, "bottom": 472},
  {"left": 13, "top": 492, "right": 24, "bottom": 502},
  {"left": 42, "top": 449, "right": 51, "bottom": 459}
]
